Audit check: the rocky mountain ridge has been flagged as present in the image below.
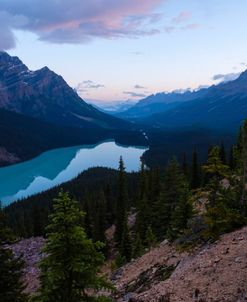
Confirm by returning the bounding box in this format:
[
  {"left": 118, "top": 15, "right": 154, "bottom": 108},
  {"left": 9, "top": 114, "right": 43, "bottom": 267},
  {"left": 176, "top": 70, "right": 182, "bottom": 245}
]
[{"left": 0, "top": 51, "right": 129, "bottom": 129}]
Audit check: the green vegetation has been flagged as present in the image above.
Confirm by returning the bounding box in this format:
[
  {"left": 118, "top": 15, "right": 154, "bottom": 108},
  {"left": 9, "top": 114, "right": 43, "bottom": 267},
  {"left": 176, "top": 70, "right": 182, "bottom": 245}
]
[
  {"left": 2, "top": 120, "right": 247, "bottom": 299},
  {"left": 33, "top": 192, "right": 112, "bottom": 302},
  {"left": 0, "top": 205, "right": 28, "bottom": 302}
]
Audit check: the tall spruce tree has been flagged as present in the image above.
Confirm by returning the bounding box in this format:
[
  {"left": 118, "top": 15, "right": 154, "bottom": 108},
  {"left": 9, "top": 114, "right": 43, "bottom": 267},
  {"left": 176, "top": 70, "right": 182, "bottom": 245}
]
[
  {"left": 0, "top": 205, "right": 28, "bottom": 302},
  {"left": 202, "top": 146, "right": 229, "bottom": 206},
  {"left": 132, "top": 233, "right": 144, "bottom": 258},
  {"left": 34, "top": 191, "right": 112, "bottom": 302},
  {"left": 145, "top": 226, "right": 157, "bottom": 248},
  {"left": 191, "top": 149, "right": 200, "bottom": 189},
  {"left": 135, "top": 194, "right": 150, "bottom": 240},
  {"left": 154, "top": 158, "right": 187, "bottom": 239},
  {"left": 167, "top": 183, "right": 193, "bottom": 240},
  {"left": 120, "top": 223, "right": 132, "bottom": 262},
  {"left": 229, "top": 146, "right": 236, "bottom": 170},
  {"left": 219, "top": 142, "right": 227, "bottom": 165},
  {"left": 115, "top": 157, "right": 128, "bottom": 245},
  {"left": 93, "top": 190, "right": 107, "bottom": 243},
  {"left": 182, "top": 153, "right": 189, "bottom": 179}
]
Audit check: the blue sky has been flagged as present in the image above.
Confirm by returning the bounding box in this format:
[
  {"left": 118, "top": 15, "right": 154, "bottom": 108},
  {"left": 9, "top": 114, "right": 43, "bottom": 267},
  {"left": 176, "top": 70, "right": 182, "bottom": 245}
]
[{"left": 1, "top": 0, "right": 247, "bottom": 101}]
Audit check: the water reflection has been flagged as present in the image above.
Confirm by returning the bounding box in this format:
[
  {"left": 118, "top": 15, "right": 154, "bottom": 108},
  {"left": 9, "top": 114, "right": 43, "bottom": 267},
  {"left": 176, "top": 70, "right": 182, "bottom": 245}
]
[{"left": 0, "top": 141, "right": 147, "bottom": 205}]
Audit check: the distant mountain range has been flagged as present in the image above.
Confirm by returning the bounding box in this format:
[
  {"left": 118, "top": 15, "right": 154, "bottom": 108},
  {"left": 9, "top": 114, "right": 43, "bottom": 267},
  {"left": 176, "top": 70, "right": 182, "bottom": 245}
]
[
  {"left": 116, "top": 89, "right": 208, "bottom": 119},
  {"left": 0, "top": 51, "right": 244, "bottom": 167},
  {"left": 85, "top": 99, "right": 137, "bottom": 113},
  {"left": 0, "top": 51, "right": 129, "bottom": 129},
  {"left": 0, "top": 52, "right": 148, "bottom": 166},
  {"left": 117, "top": 71, "right": 247, "bottom": 131}
]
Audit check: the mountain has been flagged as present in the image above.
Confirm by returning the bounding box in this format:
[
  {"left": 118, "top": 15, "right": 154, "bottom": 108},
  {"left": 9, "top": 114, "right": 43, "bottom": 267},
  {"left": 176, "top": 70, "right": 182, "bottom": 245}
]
[
  {"left": 116, "top": 89, "right": 208, "bottom": 120},
  {"left": 0, "top": 108, "right": 108, "bottom": 166},
  {"left": 0, "top": 108, "right": 146, "bottom": 167},
  {"left": 142, "top": 71, "right": 247, "bottom": 131},
  {"left": 0, "top": 52, "right": 129, "bottom": 129},
  {"left": 83, "top": 99, "right": 137, "bottom": 113}
]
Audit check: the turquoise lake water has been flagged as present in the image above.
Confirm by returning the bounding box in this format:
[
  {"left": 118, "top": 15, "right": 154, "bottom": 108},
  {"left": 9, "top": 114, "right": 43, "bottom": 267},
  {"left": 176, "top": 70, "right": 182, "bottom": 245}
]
[{"left": 0, "top": 141, "right": 147, "bottom": 206}]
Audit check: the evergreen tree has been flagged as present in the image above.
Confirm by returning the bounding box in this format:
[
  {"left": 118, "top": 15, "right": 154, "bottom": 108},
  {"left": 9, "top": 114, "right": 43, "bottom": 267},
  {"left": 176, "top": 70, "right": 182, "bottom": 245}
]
[
  {"left": 182, "top": 153, "right": 189, "bottom": 179},
  {"left": 132, "top": 233, "right": 144, "bottom": 258},
  {"left": 191, "top": 149, "right": 200, "bottom": 189},
  {"left": 167, "top": 184, "right": 193, "bottom": 240},
  {"left": 115, "top": 157, "right": 128, "bottom": 245},
  {"left": 135, "top": 194, "right": 149, "bottom": 240},
  {"left": 229, "top": 146, "right": 236, "bottom": 170},
  {"left": 148, "top": 168, "right": 161, "bottom": 229},
  {"left": 202, "top": 146, "right": 229, "bottom": 206},
  {"left": 219, "top": 142, "right": 227, "bottom": 165},
  {"left": 0, "top": 205, "right": 28, "bottom": 302},
  {"left": 154, "top": 158, "right": 186, "bottom": 239},
  {"left": 139, "top": 160, "right": 148, "bottom": 200},
  {"left": 93, "top": 190, "right": 107, "bottom": 243},
  {"left": 34, "top": 191, "right": 112, "bottom": 302},
  {"left": 120, "top": 223, "right": 132, "bottom": 262},
  {"left": 145, "top": 226, "right": 157, "bottom": 248}
]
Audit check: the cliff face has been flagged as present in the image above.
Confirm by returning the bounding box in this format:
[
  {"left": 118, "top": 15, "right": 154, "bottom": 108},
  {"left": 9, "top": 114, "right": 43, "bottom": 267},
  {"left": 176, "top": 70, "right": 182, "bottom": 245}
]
[{"left": 11, "top": 227, "right": 247, "bottom": 301}]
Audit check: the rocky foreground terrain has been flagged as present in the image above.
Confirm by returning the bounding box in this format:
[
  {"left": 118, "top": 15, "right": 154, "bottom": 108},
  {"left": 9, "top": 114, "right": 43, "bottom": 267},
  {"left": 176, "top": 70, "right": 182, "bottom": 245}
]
[{"left": 11, "top": 227, "right": 247, "bottom": 301}]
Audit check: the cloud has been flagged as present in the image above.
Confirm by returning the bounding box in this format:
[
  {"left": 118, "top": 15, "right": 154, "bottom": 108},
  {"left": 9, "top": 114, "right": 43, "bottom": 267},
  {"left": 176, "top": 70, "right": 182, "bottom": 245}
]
[
  {"left": 0, "top": 0, "right": 165, "bottom": 50},
  {"left": 123, "top": 91, "right": 146, "bottom": 98},
  {"left": 212, "top": 72, "right": 241, "bottom": 83},
  {"left": 164, "top": 23, "right": 200, "bottom": 34},
  {"left": 76, "top": 80, "right": 105, "bottom": 93},
  {"left": 164, "top": 11, "right": 200, "bottom": 34},
  {"left": 172, "top": 11, "right": 191, "bottom": 24},
  {"left": 181, "top": 23, "right": 201, "bottom": 30},
  {"left": 240, "top": 62, "right": 247, "bottom": 68},
  {"left": 132, "top": 51, "right": 144, "bottom": 56},
  {"left": 134, "top": 84, "right": 146, "bottom": 89},
  {"left": 164, "top": 26, "right": 175, "bottom": 33}
]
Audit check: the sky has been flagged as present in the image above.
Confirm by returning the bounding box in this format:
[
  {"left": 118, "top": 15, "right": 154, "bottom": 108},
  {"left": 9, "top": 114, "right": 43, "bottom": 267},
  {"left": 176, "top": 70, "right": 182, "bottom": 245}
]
[{"left": 1, "top": 0, "right": 247, "bottom": 102}]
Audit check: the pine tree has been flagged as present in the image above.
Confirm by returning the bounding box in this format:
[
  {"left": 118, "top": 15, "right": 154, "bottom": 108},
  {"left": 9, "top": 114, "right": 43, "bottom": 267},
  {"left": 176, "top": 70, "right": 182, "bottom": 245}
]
[
  {"left": 34, "top": 191, "right": 112, "bottom": 302},
  {"left": 229, "top": 146, "right": 235, "bottom": 170},
  {"left": 135, "top": 194, "right": 150, "bottom": 240},
  {"left": 219, "top": 142, "right": 227, "bottom": 165},
  {"left": 120, "top": 223, "right": 132, "bottom": 262},
  {"left": 154, "top": 158, "right": 186, "bottom": 239},
  {"left": 132, "top": 233, "right": 144, "bottom": 258},
  {"left": 182, "top": 153, "right": 189, "bottom": 179},
  {"left": 148, "top": 168, "right": 161, "bottom": 229},
  {"left": 139, "top": 160, "right": 148, "bottom": 200},
  {"left": 115, "top": 157, "right": 128, "bottom": 245},
  {"left": 167, "top": 184, "right": 193, "bottom": 240},
  {"left": 191, "top": 149, "right": 200, "bottom": 189},
  {"left": 0, "top": 205, "right": 28, "bottom": 302},
  {"left": 145, "top": 226, "right": 157, "bottom": 248},
  {"left": 202, "top": 146, "right": 229, "bottom": 206},
  {"left": 93, "top": 190, "right": 107, "bottom": 243}
]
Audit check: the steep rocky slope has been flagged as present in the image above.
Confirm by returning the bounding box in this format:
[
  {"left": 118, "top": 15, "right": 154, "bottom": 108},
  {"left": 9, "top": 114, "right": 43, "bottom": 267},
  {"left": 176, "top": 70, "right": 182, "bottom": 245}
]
[
  {"left": 11, "top": 227, "right": 247, "bottom": 301},
  {"left": 113, "top": 227, "right": 247, "bottom": 302}
]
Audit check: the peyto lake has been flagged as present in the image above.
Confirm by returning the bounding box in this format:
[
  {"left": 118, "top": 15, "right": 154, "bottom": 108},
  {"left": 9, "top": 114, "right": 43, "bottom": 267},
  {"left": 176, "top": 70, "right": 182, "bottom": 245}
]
[{"left": 0, "top": 141, "right": 148, "bottom": 206}]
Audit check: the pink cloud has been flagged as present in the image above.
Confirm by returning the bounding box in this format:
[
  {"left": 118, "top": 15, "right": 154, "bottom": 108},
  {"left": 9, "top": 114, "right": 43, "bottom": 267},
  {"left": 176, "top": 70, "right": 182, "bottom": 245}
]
[
  {"left": 181, "top": 23, "right": 201, "bottom": 30},
  {"left": 0, "top": 0, "right": 165, "bottom": 48},
  {"left": 172, "top": 11, "right": 191, "bottom": 24}
]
